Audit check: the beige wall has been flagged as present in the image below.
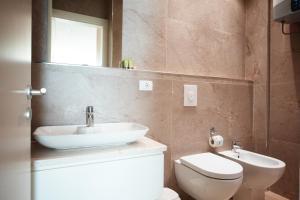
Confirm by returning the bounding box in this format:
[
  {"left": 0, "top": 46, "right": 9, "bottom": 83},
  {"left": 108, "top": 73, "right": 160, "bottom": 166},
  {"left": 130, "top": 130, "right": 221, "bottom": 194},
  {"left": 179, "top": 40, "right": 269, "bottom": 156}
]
[
  {"left": 122, "top": 0, "right": 246, "bottom": 79},
  {"left": 269, "top": 20, "right": 300, "bottom": 200},
  {"left": 31, "top": 63, "right": 253, "bottom": 199},
  {"left": 245, "top": 0, "right": 269, "bottom": 155},
  {"left": 32, "top": 0, "right": 246, "bottom": 78}
]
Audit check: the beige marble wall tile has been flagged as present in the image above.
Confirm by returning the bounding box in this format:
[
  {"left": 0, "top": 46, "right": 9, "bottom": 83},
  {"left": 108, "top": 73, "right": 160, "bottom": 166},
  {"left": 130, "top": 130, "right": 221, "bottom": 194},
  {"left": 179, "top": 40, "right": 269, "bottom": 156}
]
[
  {"left": 168, "top": 79, "right": 253, "bottom": 198},
  {"left": 245, "top": 0, "right": 269, "bottom": 158},
  {"left": 245, "top": 0, "right": 269, "bottom": 84},
  {"left": 122, "top": 0, "right": 246, "bottom": 79},
  {"left": 269, "top": 139, "right": 300, "bottom": 200},
  {"left": 270, "top": 5, "right": 300, "bottom": 199},
  {"left": 270, "top": 81, "right": 300, "bottom": 144},
  {"left": 165, "top": 0, "right": 245, "bottom": 79},
  {"left": 170, "top": 80, "right": 253, "bottom": 158},
  {"left": 122, "top": 0, "right": 167, "bottom": 71},
  {"left": 253, "top": 85, "right": 268, "bottom": 141},
  {"left": 166, "top": 19, "right": 245, "bottom": 79},
  {"left": 270, "top": 22, "right": 300, "bottom": 84},
  {"left": 167, "top": 0, "right": 245, "bottom": 34},
  {"left": 254, "top": 138, "right": 268, "bottom": 155},
  {"left": 31, "top": 64, "right": 173, "bottom": 147},
  {"left": 271, "top": 49, "right": 300, "bottom": 84}
]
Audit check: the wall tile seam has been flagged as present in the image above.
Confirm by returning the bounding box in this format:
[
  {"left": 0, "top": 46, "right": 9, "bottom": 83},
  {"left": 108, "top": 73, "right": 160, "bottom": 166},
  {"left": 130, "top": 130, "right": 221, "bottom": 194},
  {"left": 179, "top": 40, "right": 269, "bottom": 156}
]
[
  {"left": 166, "top": 18, "right": 245, "bottom": 37},
  {"left": 164, "top": 0, "right": 168, "bottom": 73},
  {"left": 269, "top": 138, "right": 300, "bottom": 146},
  {"left": 37, "top": 63, "right": 254, "bottom": 85},
  {"left": 270, "top": 80, "right": 300, "bottom": 86},
  {"left": 242, "top": 0, "right": 247, "bottom": 80},
  {"left": 169, "top": 79, "right": 174, "bottom": 162}
]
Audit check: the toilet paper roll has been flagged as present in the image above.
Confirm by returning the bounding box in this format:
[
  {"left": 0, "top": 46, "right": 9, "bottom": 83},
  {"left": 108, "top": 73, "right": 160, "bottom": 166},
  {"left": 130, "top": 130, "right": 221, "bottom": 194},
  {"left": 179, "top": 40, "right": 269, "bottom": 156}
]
[{"left": 209, "top": 135, "right": 224, "bottom": 148}]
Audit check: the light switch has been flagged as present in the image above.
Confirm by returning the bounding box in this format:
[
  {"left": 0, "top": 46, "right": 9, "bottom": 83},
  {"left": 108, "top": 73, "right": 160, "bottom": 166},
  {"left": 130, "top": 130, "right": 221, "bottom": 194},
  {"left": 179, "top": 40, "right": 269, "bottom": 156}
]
[
  {"left": 184, "top": 85, "right": 197, "bottom": 106},
  {"left": 139, "top": 80, "right": 153, "bottom": 91}
]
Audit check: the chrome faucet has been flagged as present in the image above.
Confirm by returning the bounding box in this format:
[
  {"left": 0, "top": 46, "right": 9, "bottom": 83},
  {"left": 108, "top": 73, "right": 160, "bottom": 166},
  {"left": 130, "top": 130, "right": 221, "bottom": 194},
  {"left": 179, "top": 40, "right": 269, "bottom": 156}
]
[
  {"left": 232, "top": 140, "right": 242, "bottom": 158},
  {"left": 86, "top": 106, "right": 94, "bottom": 127}
]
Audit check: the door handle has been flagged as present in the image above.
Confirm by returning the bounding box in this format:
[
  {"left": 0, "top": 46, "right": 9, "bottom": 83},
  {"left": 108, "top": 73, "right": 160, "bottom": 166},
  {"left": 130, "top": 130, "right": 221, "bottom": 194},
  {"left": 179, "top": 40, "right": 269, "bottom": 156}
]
[{"left": 25, "top": 86, "right": 47, "bottom": 99}]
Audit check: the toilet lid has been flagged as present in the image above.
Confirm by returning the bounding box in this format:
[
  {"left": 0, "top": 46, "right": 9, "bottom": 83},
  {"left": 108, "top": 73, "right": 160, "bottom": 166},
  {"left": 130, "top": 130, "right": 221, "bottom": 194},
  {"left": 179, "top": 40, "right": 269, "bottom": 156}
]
[{"left": 180, "top": 152, "right": 243, "bottom": 180}]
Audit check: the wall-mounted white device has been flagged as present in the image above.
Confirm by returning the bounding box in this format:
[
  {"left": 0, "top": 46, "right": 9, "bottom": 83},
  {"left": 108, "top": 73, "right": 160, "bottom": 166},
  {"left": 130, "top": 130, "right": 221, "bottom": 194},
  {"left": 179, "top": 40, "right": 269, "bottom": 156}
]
[
  {"left": 139, "top": 80, "right": 153, "bottom": 91},
  {"left": 273, "top": 0, "right": 300, "bottom": 23},
  {"left": 184, "top": 84, "right": 197, "bottom": 107}
]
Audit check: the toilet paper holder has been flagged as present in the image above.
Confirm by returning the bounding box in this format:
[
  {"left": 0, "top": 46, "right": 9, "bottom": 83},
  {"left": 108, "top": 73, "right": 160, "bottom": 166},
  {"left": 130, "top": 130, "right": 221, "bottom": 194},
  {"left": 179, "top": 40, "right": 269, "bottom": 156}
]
[{"left": 209, "top": 127, "right": 224, "bottom": 148}]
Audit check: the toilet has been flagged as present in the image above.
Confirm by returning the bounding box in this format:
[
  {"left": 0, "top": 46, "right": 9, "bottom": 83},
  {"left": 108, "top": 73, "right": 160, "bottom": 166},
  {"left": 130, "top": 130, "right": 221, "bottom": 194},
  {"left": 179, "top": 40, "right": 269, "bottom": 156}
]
[
  {"left": 175, "top": 152, "right": 243, "bottom": 200},
  {"left": 159, "top": 188, "right": 181, "bottom": 200}
]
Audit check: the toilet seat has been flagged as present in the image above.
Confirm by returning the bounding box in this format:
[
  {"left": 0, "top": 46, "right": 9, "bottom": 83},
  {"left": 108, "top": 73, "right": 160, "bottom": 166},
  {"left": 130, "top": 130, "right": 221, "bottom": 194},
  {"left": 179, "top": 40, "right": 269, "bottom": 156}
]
[{"left": 180, "top": 152, "right": 243, "bottom": 180}]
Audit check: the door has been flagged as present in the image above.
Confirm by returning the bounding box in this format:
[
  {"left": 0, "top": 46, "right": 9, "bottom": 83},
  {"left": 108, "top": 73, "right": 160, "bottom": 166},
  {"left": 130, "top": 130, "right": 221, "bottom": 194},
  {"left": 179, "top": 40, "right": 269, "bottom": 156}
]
[{"left": 0, "top": 0, "right": 32, "bottom": 200}]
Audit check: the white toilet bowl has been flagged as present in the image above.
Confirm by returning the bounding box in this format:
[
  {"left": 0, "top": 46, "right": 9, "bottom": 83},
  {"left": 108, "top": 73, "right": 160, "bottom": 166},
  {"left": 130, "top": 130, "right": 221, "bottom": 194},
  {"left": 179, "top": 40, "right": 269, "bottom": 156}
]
[
  {"left": 175, "top": 152, "right": 243, "bottom": 200},
  {"left": 159, "top": 188, "right": 181, "bottom": 200}
]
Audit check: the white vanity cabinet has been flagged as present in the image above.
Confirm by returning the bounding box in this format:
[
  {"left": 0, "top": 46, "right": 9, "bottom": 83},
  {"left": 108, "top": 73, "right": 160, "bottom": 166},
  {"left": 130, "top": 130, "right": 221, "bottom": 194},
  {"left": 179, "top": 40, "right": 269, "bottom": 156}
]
[{"left": 32, "top": 137, "right": 166, "bottom": 200}]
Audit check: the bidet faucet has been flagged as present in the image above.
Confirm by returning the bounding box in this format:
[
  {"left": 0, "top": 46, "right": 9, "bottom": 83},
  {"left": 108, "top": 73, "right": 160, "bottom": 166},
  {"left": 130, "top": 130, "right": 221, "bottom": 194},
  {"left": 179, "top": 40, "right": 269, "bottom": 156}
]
[
  {"left": 232, "top": 140, "right": 242, "bottom": 157},
  {"left": 86, "top": 106, "right": 94, "bottom": 127}
]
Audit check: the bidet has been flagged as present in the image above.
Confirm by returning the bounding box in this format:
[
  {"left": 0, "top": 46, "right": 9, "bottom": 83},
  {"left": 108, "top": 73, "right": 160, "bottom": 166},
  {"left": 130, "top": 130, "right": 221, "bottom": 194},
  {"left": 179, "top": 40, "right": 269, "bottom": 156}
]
[{"left": 219, "top": 149, "right": 285, "bottom": 200}]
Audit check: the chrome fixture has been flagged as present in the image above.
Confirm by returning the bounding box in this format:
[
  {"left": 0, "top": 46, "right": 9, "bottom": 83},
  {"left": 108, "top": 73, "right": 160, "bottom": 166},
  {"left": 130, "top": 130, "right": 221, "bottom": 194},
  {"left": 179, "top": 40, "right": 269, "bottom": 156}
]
[
  {"left": 25, "top": 85, "right": 47, "bottom": 99},
  {"left": 86, "top": 106, "right": 94, "bottom": 127},
  {"left": 232, "top": 140, "right": 242, "bottom": 158},
  {"left": 209, "top": 127, "right": 216, "bottom": 137}
]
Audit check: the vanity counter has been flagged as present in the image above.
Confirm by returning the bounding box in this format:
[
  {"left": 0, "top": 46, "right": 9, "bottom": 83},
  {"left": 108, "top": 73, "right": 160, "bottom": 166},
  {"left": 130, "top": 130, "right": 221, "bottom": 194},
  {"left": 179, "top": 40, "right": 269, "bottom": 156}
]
[{"left": 32, "top": 136, "right": 167, "bottom": 171}]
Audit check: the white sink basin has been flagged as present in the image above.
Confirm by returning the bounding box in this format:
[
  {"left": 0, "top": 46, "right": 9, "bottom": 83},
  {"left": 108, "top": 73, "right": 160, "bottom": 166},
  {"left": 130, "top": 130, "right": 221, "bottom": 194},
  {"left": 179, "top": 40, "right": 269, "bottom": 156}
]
[
  {"left": 33, "top": 123, "right": 149, "bottom": 150},
  {"left": 219, "top": 149, "right": 285, "bottom": 189}
]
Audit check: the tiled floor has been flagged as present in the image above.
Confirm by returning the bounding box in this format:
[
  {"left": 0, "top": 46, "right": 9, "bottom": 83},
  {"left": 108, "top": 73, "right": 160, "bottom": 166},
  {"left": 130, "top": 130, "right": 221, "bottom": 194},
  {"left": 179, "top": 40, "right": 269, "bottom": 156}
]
[{"left": 265, "top": 191, "right": 289, "bottom": 200}]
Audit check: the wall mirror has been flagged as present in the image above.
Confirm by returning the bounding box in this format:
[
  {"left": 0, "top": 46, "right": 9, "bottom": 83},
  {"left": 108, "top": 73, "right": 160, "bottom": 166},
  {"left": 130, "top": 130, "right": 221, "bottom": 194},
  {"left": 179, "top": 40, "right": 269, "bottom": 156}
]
[{"left": 32, "top": 0, "right": 123, "bottom": 67}]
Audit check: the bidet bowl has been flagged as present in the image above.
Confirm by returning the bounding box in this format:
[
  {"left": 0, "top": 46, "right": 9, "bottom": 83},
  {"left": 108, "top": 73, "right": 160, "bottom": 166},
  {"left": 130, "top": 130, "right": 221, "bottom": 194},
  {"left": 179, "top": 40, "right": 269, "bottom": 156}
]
[
  {"left": 219, "top": 149, "right": 285, "bottom": 189},
  {"left": 34, "top": 123, "right": 149, "bottom": 149}
]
